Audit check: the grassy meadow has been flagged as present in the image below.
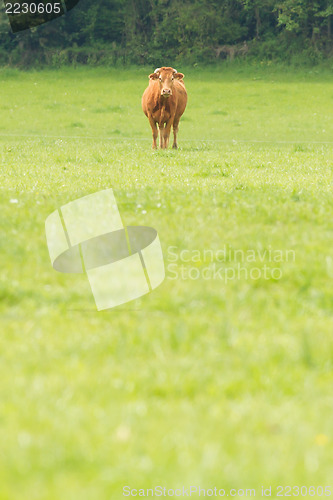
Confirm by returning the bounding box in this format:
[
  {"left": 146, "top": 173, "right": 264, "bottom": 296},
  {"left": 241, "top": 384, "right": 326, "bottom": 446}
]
[{"left": 0, "top": 65, "right": 333, "bottom": 499}]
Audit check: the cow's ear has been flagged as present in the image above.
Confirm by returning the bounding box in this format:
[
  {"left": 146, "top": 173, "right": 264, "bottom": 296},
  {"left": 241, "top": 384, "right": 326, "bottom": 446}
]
[
  {"left": 149, "top": 73, "right": 159, "bottom": 80},
  {"left": 174, "top": 72, "right": 184, "bottom": 80}
]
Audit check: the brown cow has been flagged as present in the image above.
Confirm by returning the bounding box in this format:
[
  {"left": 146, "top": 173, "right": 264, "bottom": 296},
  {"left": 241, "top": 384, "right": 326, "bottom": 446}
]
[{"left": 142, "top": 67, "right": 187, "bottom": 149}]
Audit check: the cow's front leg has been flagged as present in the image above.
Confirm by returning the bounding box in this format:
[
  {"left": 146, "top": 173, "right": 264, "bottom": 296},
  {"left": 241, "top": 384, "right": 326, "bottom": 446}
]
[
  {"left": 148, "top": 114, "right": 158, "bottom": 149},
  {"left": 163, "top": 119, "right": 173, "bottom": 149},
  {"left": 159, "top": 124, "right": 165, "bottom": 149}
]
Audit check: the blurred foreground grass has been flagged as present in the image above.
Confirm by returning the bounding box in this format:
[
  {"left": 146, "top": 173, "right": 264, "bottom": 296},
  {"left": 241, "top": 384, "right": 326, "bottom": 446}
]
[{"left": 0, "top": 66, "right": 332, "bottom": 499}]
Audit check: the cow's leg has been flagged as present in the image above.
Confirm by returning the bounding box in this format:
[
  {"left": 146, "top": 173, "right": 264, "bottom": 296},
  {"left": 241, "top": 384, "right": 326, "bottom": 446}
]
[
  {"left": 172, "top": 117, "right": 180, "bottom": 149},
  {"left": 148, "top": 114, "right": 158, "bottom": 149},
  {"left": 163, "top": 120, "right": 173, "bottom": 149},
  {"left": 163, "top": 129, "right": 170, "bottom": 149},
  {"left": 159, "top": 124, "right": 165, "bottom": 149}
]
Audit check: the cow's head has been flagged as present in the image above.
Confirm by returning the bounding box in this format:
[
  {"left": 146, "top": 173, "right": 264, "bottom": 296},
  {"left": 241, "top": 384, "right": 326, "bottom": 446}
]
[{"left": 149, "top": 67, "right": 184, "bottom": 97}]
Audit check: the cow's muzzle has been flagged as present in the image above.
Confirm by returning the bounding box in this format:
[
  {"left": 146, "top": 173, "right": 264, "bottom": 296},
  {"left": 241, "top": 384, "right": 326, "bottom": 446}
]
[{"left": 161, "top": 89, "right": 172, "bottom": 97}]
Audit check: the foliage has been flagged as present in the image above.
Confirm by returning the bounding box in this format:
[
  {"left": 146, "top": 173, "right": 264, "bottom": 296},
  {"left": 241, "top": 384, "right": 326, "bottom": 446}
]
[{"left": 0, "top": 0, "right": 333, "bottom": 65}]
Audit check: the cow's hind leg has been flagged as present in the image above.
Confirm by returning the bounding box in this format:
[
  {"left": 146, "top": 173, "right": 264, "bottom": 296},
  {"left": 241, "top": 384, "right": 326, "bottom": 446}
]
[
  {"left": 148, "top": 114, "right": 158, "bottom": 149},
  {"left": 172, "top": 117, "right": 180, "bottom": 149}
]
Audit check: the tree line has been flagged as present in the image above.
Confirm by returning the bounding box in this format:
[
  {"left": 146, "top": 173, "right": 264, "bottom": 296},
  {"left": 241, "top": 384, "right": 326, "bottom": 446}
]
[{"left": 0, "top": 0, "right": 332, "bottom": 66}]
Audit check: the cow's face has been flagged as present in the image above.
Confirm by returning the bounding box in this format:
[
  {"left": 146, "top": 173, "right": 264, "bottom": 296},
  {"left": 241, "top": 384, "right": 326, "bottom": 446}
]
[{"left": 149, "top": 67, "right": 184, "bottom": 97}]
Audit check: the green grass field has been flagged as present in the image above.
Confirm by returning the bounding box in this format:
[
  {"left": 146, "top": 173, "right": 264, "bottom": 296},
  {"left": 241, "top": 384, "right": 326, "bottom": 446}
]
[{"left": 0, "top": 65, "right": 332, "bottom": 500}]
